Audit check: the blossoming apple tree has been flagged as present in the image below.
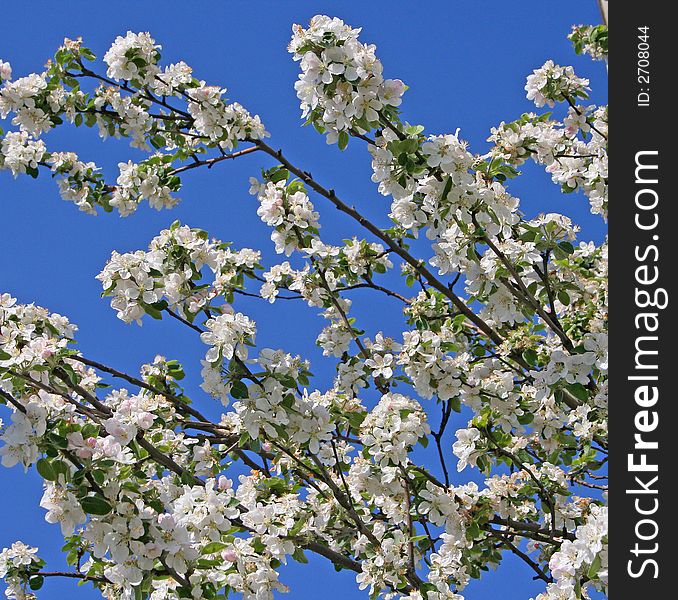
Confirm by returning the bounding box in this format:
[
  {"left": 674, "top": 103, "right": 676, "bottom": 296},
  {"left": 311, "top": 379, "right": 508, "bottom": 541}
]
[{"left": 0, "top": 14, "right": 608, "bottom": 600}]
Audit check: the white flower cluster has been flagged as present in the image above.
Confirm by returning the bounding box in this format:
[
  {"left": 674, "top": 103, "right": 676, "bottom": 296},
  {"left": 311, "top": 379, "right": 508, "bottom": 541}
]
[
  {"left": 40, "top": 480, "right": 88, "bottom": 536},
  {"left": 316, "top": 308, "right": 354, "bottom": 357},
  {"left": 0, "top": 542, "right": 39, "bottom": 577},
  {"left": 1, "top": 30, "right": 268, "bottom": 217},
  {"left": 97, "top": 223, "right": 259, "bottom": 323},
  {"left": 488, "top": 109, "right": 608, "bottom": 217},
  {"left": 0, "top": 60, "right": 11, "bottom": 83},
  {"left": 428, "top": 532, "right": 471, "bottom": 595},
  {"left": 369, "top": 126, "right": 522, "bottom": 275},
  {"left": 0, "top": 293, "right": 77, "bottom": 372},
  {"left": 0, "top": 541, "right": 41, "bottom": 600},
  {"left": 451, "top": 427, "right": 481, "bottom": 472},
  {"left": 259, "top": 261, "right": 307, "bottom": 303},
  {"left": 537, "top": 505, "right": 608, "bottom": 600},
  {"left": 417, "top": 482, "right": 466, "bottom": 535},
  {"left": 47, "top": 151, "right": 103, "bottom": 214},
  {"left": 568, "top": 25, "right": 608, "bottom": 62},
  {"left": 362, "top": 332, "right": 401, "bottom": 382},
  {"left": 97, "top": 248, "right": 163, "bottom": 324},
  {"left": 525, "top": 60, "right": 590, "bottom": 108},
  {"left": 289, "top": 15, "right": 405, "bottom": 145},
  {"left": 235, "top": 381, "right": 335, "bottom": 457},
  {"left": 534, "top": 348, "right": 598, "bottom": 388},
  {"left": 201, "top": 311, "right": 256, "bottom": 363},
  {"left": 0, "top": 390, "right": 74, "bottom": 470},
  {"left": 103, "top": 31, "right": 161, "bottom": 85},
  {"left": 101, "top": 388, "right": 165, "bottom": 446},
  {"left": 257, "top": 236, "right": 392, "bottom": 309},
  {"left": 109, "top": 159, "right": 179, "bottom": 216},
  {"left": 153, "top": 61, "right": 193, "bottom": 96},
  {"left": 0, "top": 130, "right": 45, "bottom": 176},
  {"left": 187, "top": 85, "right": 267, "bottom": 150},
  {"left": 80, "top": 478, "right": 240, "bottom": 591},
  {"left": 360, "top": 393, "right": 429, "bottom": 466},
  {"left": 200, "top": 311, "right": 256, "bottom": 404},
  {"left": 217, "top": 537, "right": 289, "bottom": 599},
  {"left": 93, "top": 87, "right": 153, "bottom": 149},
  {"left": 355, "top": 526, "right": 411, "bottom": 594},
  {"left": 398, "top": 326, "right": 465, "bottom": 402},
  {"left": 0, "top": 72, "right": 51, "bottom": 136},
  {"left": 1, "top": 297, "right": 303, "bottom": 598},
  {"left": 252, "top": 180, "right": 321, "bottom": 255}
]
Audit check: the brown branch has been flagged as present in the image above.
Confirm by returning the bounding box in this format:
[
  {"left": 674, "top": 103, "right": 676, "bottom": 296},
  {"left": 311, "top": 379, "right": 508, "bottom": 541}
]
[
  {"left": 487, "top": 529, "right": 553, "bottom": 583},
  {"left": 301, "top": 540, "right": 361, "bottom": 572},
  {"left": 68, "top": 355, "right": 208, "bottom": 422},
  {"left": 169, "top": 146, "right": 260, "bottom": 175},
  {"left": 0, "top": 389, "right": 26, "bottom": 414},
  {"left": 136, "top": 435, "right": 204, "bottom": 487},
  {"left": 37, "top": 571, "right": 108, "bottom": 584},
  {"left": 433, "top": 403, "right": 452, "bottom": 487},
  {"left": 489, "top": 517, "right": 575, "bottom": 542}
]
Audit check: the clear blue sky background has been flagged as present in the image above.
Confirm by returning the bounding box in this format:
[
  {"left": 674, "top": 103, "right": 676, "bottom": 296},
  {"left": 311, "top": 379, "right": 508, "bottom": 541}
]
[{"left": 0, "top": 1, "right": 606, "bottom": 598}]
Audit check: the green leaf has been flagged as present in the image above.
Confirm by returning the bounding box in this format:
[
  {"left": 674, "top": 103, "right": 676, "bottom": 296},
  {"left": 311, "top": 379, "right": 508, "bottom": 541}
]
[
  {"left": 269, "top": 168, "right": 289, "bottom": 184},
  {"left": 558, "top": 241, "right": 575, "bottom": 255},
  {"left": 517, "top": 412, "right": 534, "bottom": 425},
  {"left": 466, "top": 522, "right": 481, "bottom": 541},
  {"left": 557, "top": 290, "right": 571, "bottom": 306},
  {"left": 522, "top": 348, "right": 538, "bottom": 366},
  {"left": 288, "top": 515, "right": 309, "bottom": 537},
  {"left": 286, "top": 179, "right": 305, "bottom": 195},
  {"left": 347, "top": 412, "right": 366, "bottom": 430},
  {"left": 80, "top": 495, "right": 113, "bottom": 516},
  {"left": 399, "top": 138, "right": 420, "bottom": 154},
  {"left": 588, "top": 554, "right": 602, "bottom": 579},
  {"left": 338, "top": 130, "right": 349, "bottom": 151},
  {"left": 230, "top": 380, "right": 249, "bottom": 399},
  {"left": 566, "top": 383, "right": 590, "bottom": 403},
  {"left": 150, "top": 135, "right": 165, "bottom": 149},
  {"left": 29, "top": 576, "right": 44, "bottom": 591},
  {"left": 52, "top": 459, "right": 69, "bottom": 479},
  {"left": 140, "top": 302, "right": 163, "bottom": 320},
  {"left": 202, "top": 541, "right": 228, "bottom": 554},
  {"left": 292, "top": 548, "right": 309, "bottom": 564},
  {"left": 36, "top": 458, "right": 57, "bottom": 481},
  {"left": 196, "top": 558, "right": 221, "bottom": 568},
  {"left": 405, "top": 124, "right": 425, "bottom": 136},
  {"left": 441, "top": 176, "right": 453, "bottom": 201},
  {"left": 178, "top": 470, "right": 194, "bottom": 485}
]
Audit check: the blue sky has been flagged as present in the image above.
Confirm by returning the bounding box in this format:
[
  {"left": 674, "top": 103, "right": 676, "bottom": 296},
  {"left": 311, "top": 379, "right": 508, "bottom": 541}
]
[{"left": 0, "top": 1, "right": 606, "bottom": 598}]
